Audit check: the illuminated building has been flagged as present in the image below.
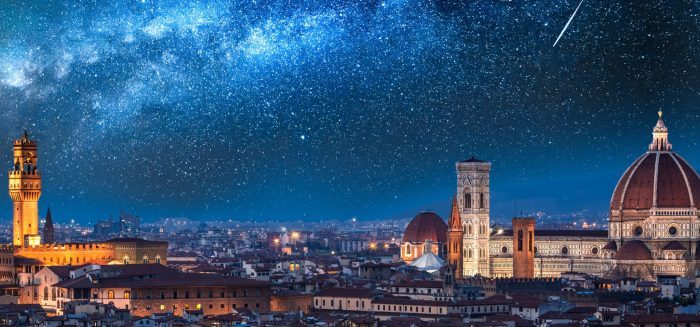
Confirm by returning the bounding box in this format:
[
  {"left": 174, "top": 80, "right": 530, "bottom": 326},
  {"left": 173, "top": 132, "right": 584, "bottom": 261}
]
[
  {"left": 1, "top": 132, "right": 168, "bottom": 284},
  {"left": 420, "top": 112, "right": 700, "bottom": 280}
]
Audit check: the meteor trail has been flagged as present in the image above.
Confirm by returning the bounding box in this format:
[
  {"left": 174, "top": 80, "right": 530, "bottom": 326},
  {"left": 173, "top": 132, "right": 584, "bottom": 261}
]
[{"left": 553, "top": 0, "right": 585, "bottom": 47}]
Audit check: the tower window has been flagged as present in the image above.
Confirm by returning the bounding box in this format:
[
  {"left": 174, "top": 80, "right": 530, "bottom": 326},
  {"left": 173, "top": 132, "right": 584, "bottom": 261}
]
[
  {"left": 517, "top": 230, "right": 523, "bottom": 251},
  {"left": 529, "top": 231, "right": 533, "bottom": 252},
  {"left": 479, "top": 193, "right": 484, "bottom": 209},
  {"left": 464, "top": 193, "right": 471, "bottom": 209},
  {"left": 501, "top": 246, "right": 508, "bottom": 254}
]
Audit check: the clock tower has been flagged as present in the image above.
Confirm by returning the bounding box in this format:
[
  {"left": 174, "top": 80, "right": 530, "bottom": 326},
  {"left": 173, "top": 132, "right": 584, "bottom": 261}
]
[
  {"left": 9, "top": 131, "right": 41, "bottom": 247},
  {"left": 456, "top": 157, "right": 491, "bottom": 277}
]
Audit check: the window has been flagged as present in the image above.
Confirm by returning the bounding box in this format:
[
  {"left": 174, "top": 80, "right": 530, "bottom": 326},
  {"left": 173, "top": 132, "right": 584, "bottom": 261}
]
[
  {"left": 561, "top": 246, "right": 569, "bottom": 255},
  {"left": 501, "top": 246, "right": 508, "bottom": 254},
  {"left": 634, "top": 226, "right": 643, "bottom": 237},
  {"left": 669, "top": 226, "right": 678, "bottom": 236},
  {"left": 529, "top": 231, "right": 533, "bottom": 252},
  {"left": 173, "top": 291, "right": 178, "bottom": 299},
  {"left": 406, "top": 245, "right": 411, "bottom": 255},
  {"left": 107, "top": 290, "right": 115, "bottom": 299},
  {"left": 464, "top": 193, "right": 471, "bottom": 209},
  {"left": 517, "top": 230, "right": 523, "bottom": 251},
  {"left": 123, "top": 256, "right": 129, "bottom": 264},
  {"left": 155, "top": 256, "right": 161, "bottom": 264},
  {"left": 479, "top": 193, "right": 484, "bottom": 208},
  {"left": 591, "top": 247, "right": 599, "bottom": 255},
  {"left": 124, "top": 291, "right": 130, "bottom": 299},
  {"left": 159, "top": 304, "right": 165, "bottom": 310},
  {"left": 132, "top": 291, "right": 138, "bottom": 300}
]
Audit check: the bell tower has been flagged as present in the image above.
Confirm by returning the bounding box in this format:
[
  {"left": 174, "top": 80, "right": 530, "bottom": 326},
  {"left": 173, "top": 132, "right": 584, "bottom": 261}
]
[
  {"left": 9, "top": 130, "right": 41, "bottom": 247},
  {"left": 447, "top": 195, "right": 463, "bottom": 280},
  {"left": 457, "top": 157, "right": 491, "bottom": 277}
]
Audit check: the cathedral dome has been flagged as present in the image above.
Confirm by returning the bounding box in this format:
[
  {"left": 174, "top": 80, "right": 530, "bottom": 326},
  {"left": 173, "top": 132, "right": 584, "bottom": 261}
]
[
  {"left": 610, "top": 112, "right": 700, "bottom": 211},
  {"left": 615, "top": 240, "right": 652, "bottom": 260},
  {"left": 403, "top": 212, "right": 448, "bottom": 243}
]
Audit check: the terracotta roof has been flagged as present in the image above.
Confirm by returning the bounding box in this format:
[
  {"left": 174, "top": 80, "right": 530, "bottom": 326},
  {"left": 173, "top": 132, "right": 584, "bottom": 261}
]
[
  {"left": 626, "top": 314, "right": 700, "bottom": 323},
  {"left": 315, "top": 287, "right": 374, "bottom": 298},
  {"left": 498, "top": 230, "right": 607, "bottom": 238},
  {"left": 106, "top": 237, "right": 167, "bottom": 244},
  {"left": 663, "top": 241, "right": 686, "bottom": 251},
  {"left": 395, "top": 280, "right": 443, "bottom": 289},
  {"left": 373, "top": 297, "right": 453, "bottom": 306},
  {"left": 54, "top": 272, "right": 269, "bottom": 289},
  {"left": 461, "top": 156, "right": 485, "bottom": 163},
  {"left": 610, "top": 152, "right": 700, "bottom": 211},
  {"left": 402, "top": 212, "right": 447, "bottom": 243},
  {"left": 602, "top": 241, "right": 617, "bottom": 250},
  {"left": 615, "top": 240, "right": 652, "bottom": 260}
]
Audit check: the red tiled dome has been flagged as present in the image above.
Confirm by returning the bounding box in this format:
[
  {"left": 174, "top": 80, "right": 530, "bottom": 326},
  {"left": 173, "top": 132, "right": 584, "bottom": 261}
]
[
  {"left": 610, "top": 152, "right": 700, "bottom": 210},
  {"left": 402, "top": 211, "right": 447, "bottom": 243},
  {"left": 611, "top": 112, "right": 700, "bottom": 212},
  {"left": 615, "top": 240, "right": 652, "bottom": 260}
]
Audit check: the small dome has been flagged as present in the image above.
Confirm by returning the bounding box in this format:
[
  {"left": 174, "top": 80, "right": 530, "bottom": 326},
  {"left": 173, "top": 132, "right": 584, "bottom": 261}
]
[
  {"left": 615, "top": 240, "right": 652, "bottom": 260},
  {"left": 403, "top": 212, "right": 447, "bottom": 243},
  {"left": 602, "top": 241, "right": 617, "bottom": 251}
]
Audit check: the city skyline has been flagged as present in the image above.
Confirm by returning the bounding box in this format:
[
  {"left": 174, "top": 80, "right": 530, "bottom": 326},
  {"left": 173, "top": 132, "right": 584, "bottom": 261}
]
[{"left": 1, "top": 1, "right": 699, "bottom": 222}]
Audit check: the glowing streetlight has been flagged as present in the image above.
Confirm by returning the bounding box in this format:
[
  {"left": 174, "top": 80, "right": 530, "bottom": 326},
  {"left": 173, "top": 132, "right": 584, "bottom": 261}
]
[{"left": 369, "top": 242, "right": 377, "bottom": 250}]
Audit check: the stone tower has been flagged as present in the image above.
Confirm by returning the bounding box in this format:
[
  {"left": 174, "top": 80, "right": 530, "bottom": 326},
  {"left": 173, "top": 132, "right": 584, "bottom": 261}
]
[
  {"left": 447, "top": 195, "right": 463, "bottom": 280},
  {"left": 9, "top": 130, "right": 41, "bottom": 247},
  {"left": 457, "top": 157, "right": 491, "bottom": 277},
  {"left": 44, "top": 207, "right": 54, "bottom": 244},
  {"left": 512, "top": 217, "right": 535, "bottom": 278}
]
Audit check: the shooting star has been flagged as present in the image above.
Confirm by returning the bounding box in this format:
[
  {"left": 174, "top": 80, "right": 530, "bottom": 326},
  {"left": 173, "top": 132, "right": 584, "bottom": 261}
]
[{"left": 553, "top": 0, "right": 585, "bottom": 47}]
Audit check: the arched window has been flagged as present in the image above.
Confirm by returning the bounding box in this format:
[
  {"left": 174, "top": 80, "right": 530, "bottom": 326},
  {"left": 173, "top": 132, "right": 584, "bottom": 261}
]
[
  {"left": 479, "top": 193, "right": 485, "bottom": 209},
  {"left": 43, "top": 286, "right": 48, "bottom": 300},
  {"left": 51, "top": 288, "right": 56, "bottom": 300},
  {"left": 464, "top": 193, "right": 472, "bottom": 209},
  {"left": 468, "top": 225, "right": 472, "bottom": 235},
  {"left": 123, "top": 256, "right": 129, "bottom": 264},
  {"left": 107, "top": 290, "right": 115, "bottom": 299},
  {"left": 155, "top": 256, "right": 161, "bottom": 264},
  {"left": 406, "top": 245, "right": 411, "bottom": 255},
  {"left": 517, "top": 230, "right": 523, "bottom": 251},
  {"left": 468, "top": 248, "right": 473, "bottom": 259},
  {"left": 124, "top": 291, "right": 131, "bottom": 299},
  {"left": 142, "top": 256, "right": 148, "bottom": 264}
]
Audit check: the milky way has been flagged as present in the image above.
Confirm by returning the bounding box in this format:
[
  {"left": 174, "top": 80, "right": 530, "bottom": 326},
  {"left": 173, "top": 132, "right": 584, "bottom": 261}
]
[{"left": 0, "top": 0, "right": 699, "bottom": 223}]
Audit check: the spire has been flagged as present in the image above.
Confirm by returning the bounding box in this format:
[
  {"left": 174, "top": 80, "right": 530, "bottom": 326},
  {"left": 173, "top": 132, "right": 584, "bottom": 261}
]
[
  {"left": 45, "top": 208, "right": 53, "bottom": 227},
  {"left": 43, "top": 207, "right": 54, "bottom": 244},
  {"left": 649, "top": 110, "right": 671, "bottom": 151},
  {"left": 449, "top": 195, "right": 461, "bottom": 230}
]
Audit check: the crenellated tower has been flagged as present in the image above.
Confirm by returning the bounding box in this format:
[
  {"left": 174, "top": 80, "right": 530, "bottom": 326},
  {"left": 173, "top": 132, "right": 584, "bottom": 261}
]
[
  {"left": 457, "top": 157, "right": 491, "bottom": 277},
  {"left": 447, "top": 195, "right": 464, "bottom": 279},
  {"left": 9, "top": 130, "right": 41, "bottom": 247}
]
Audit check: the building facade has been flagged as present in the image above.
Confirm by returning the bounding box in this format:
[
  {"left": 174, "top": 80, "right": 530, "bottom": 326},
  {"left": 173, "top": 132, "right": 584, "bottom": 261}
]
[
  {"left": 3, "top": 132, "right": 168, "bottom": 283},
  {"left": 436, "top": 112, "right": 700, "bottom": 280}
]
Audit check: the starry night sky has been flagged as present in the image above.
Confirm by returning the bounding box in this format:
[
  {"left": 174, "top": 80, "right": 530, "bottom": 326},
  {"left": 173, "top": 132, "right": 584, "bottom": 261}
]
[{"left": 0, "top": 0, "right": 699, "bottom": 224}]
